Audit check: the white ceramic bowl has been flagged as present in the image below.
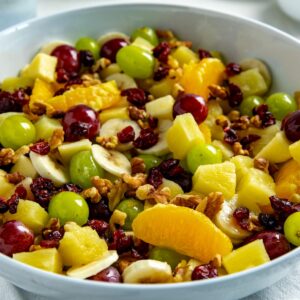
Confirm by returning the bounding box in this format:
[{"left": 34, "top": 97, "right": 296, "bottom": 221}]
[
  {"left": 1, "top": 3, "right": 300, "bottom": 300},
  {"left": 277, "top": 0, "right": 300, "bottom": 22}
]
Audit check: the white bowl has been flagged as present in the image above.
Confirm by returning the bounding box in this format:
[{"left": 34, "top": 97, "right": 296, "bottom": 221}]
[
  {"left": 277, "top": 0, "right": 300, "bottom": 22},
  {"left": 1, "top": 2, "right": 300, "bottom": 300}
]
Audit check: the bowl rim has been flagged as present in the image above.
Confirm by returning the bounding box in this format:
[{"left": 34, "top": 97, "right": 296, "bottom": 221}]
[{"left": 0, "top": 0, "right": 300, "bottom": 291}]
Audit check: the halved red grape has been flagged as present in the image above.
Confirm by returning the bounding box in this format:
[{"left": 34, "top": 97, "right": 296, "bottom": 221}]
[
  {"left": 283, "top": 110, "right": 300, "bottom": 142},
  {"left": 89, "top": 266, "right": 121, "bottom": 282},
  {"left": 100, "top": 38, "right": 128, "bottom": 62}
]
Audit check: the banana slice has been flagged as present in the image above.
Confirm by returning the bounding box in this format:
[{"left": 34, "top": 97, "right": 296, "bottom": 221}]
[
  {"left": 106, "top": 73, "right": 137, "bottom": 90},
  {"left": 98, "top": 32, "right": 130, "bottom": 48},
  {"left": 100, "top": 118, "right": 141, "bottom": 151},
  {"left": 91, "top": 144, "right": 131, "bottom": 177},
  {"left": 214, "top": 195, "right": 251, "bottom": 242},
  {"left": 40, "top": 40, "right": 71, "bottom": 55},
  {"left": 67, "top": 250, "right": 118, "bottom": 279},
  {"left": 239, "top": 58, "right": 272, "bottom": 88},
  {"left": 122, "top": 259, "right": 173, "bottom": 283},
  {"left": 29, "top": 152, "right": 69, "bottom": 185},
  {"left": 138, "top": 120, "right": 172, "bottom": 156}
]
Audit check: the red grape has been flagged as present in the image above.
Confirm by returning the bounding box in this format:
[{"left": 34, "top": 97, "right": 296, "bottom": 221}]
[
  {"left": 0, "top": 221, "right": 34, "bottom": 256},
  {"left": 173, "top": 93, "right": 208, "bottom": 124},
  {"left": 283, "top": 110, "right": 300, "bottom": 142},
  {"left": 62, "top": 104, "right": 100, "bottom": 142},
  {"left": 100, "top": 38, "right": 128, "bottom": 62},
  {"left": 89, "top": 266, "right": 121, "bottom": 283}
]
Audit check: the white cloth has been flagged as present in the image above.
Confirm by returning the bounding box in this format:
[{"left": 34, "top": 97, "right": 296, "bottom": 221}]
[{"left": 2, "top": 0, "right": 300, "bottom": 299}]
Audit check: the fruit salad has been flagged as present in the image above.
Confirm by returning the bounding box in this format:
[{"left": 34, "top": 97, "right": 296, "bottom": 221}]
[{"left": 0, "top": 26, "right": 300, "bottom": 284}]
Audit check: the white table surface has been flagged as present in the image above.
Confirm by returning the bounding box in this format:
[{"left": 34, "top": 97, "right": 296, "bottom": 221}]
[{"left": 2, "top": 0, "right": 300, "bottom": 299}]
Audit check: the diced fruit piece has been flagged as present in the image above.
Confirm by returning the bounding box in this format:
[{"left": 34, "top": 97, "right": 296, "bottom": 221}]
[
  {"left": 138, "top": 154, "right": 162, "bottom": 172},
  {"left": 58, "top": 139, "right": 92, "bottom": 165},
  {"left": 99, "top": 107, "right": 129, "bottom": 124},
  {"left": 13, "top": 248, "right": 63, "bottom": 274},
  {"left": 166, "top": 113, "right": 205, "bottom": 159},
  {"left": 199, "top": 123, "right": 212, "bottom": 144},
  {"left": 204, "top": 101, "right": 224, "bottom": 140},
  {"left": 58, "top": 222, "right": 108, "bottom": 267},
  {"left": 131, "top": 27, "right": 159, "bottom": 47},
  {"left": 180, "top": 58, "right": 225, "bottom": 100},
  {"left": 283, "top": 110, "right": 300, "bottom": 143},
  {"left": 229, "top": 68, "right": 268, "bottom": 97},
  {"left": 100, "top": 63, "right": 122, "bottom": 79},
  {"left": 0, "top": 112, "right": 25, "bottom": 125},
  {"left": 192, "top": 161, "right": 236, "bottom": 199},
  {"left": 212, "top": 140, "right": 234, "bottom": 161},
  {"left": 255, "top": 131, "right": 291, "bottom": 163},
  {"left": 132, "top": 204, "right": 232, "bottom": 262},
  {"left": 160, "top": 178, "right": 184, "bottom": 198},
  {"left": 21, "top": 53, "right": 57, "bottom": 83},
  {"left": 4, "top": 200, "right": 49, "bottom": 234},
  {"left": 0, "top": 172, "right": 17, "bottom": 198},
  {"left": 131, "top": 37, "right": 154, "bottom": 53},
  {"left": 145, "top": 95, "right": 175, "bottom": 120},
  {"left": 149, "top": 78, "right": 174, "bottom": 98},
  {"left": 106, "top": 73, "right": 137, "bottom": 90},
  {"left": 34, "top": 115, "right": 62, "bottom": 141},
  {"left": 75, "top": 36, "right": 100, "bottom": 60},
  {"left": 1, "top": 77, "right": 34, "bottom": 92},
  {"left": 230, "top": 155, "right": 254, "bottom": 184},
  {"left": 222, "top": 240, "right": 270, "bottom": 274},
  {"left": 100, "top": 38, "right": 128, "bottom": 63},
  {"left": 284, "top": 212, "right": 300, "bottom": 246},
  {"left": 172, "top": 46, "right": 198, "bottom": 67},
  {"left": 239, "top": 95, "right": 264, "bottom": 116},
  {"left": 237, "top": 168, "right": 275, "bottom": 213},
  {"left": 289, "top": 140, "right": 300, "bottom": 164},
  {"left": 275, "top": 159, "right": 300, "bottom": 201},
  {"left": 47, "top": 81, "right": 121, "bottom": 112}
]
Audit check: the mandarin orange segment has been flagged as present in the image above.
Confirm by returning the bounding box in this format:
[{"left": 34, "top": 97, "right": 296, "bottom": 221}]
[
  {"left": 132, "top": 204, "right": 233, "bottom": 262},
  {"left": 180, "top": 58, "right": 225, "bottom": 100}
]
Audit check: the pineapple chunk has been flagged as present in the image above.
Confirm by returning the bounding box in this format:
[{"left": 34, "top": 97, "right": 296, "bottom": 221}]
[
  {"left": 21, "top": 53, "right": 57, "bottom": 83},
  {"left": 0, "top": 172, "right": 15, "bottom": 199},
  {"left": 222, "top": 240, "right": 270, "bottom": 274},
  {"left": 204, "top": 101, "right": 224, "bottom": 140},
  {"left": 11, "top": 155, "right": 38, "bottom": 178},
  {"left": 229, "top": 68, "right": 268, "bottom": 97},
  {"left": 230, "top": 155, "right": 254, "bottom": 184},
  {"left": 149, "top": 78, "right": 174, "bottom": 98},
  {"left": 13, "top": 248, "right": 63, "bottom": 274},
  {"left": 171, "top": 46, "right": 199, "bottom": 67},
  {"left": 289, "top": 140, "right": 300, "bottom": 164},
  {"left": 212, "top": 140, "right": 234, "bottom": 161},
  {"left": 58, "top": 139, "right": 92, "bottom": 165},
  {"left": 160, "top": 178, "right": 184, "bottom": 198},
  {"left": 1, "top": 77, "right": 34, "bottom": 92},
  {"left": 255, "top": 131, "right": 291, "bottom": 163},
  {"left": 99, "top": 107, "right": 129, "bottom": 124},
  {"left": 237, "top": 168, "right": 275, "bottom": 213},
  {"left": 145, "top": 95, "right": 175, "bottom": 120},
  {"left": 34, "top": 115, "right": 63, "bottom": 141},
  {"left": 192, "top": 161, "right": 236, "bottom": 199},
  {"left": 4, "top": 200, "right": 49, "bottom": 234},
  {"left": 58, "top": 222, "right": 108, "bottom": 267},
  {"left": 166, "top": 113, "right": 205, "bottom": 159}
]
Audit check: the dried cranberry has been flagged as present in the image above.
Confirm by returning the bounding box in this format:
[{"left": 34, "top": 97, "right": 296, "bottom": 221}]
[
  {"left": 148, "top": 116, "right": 158, "bottom": 129},
  {"left": 153, "top": 65, "right": 170, "bottom": 81},
  {"left": 79, "top": 50, "right": 95, "bottom": 67},
  {"left": 0, "top": 197, "right": 8, "bottom": 213},
  {"left": 40, "top": 239, "right": 60, "bottom": 248},
  {"left": 283, "top": 110, "right": 300, "bottom": 142},
  {"left": 15, "top": 185, "right": 27, "bottom": 199},
  {"left": 225, "top": 63, "right": 241, "bottom": 77},
  {"left": 270, "top": 195, "right": 300, "bottom": 218},
  {"left": 43, "top": 230, "right": 63, "bottom": 241},
  {"left": 198, "top": 49, "right": 212, "bottom": 60},
  {"left": 192, "top": 262, "right": 217, "bottom": 280},
  {"left": 30, "top": 177, "right": 56, "bottom": 208},
  {"left": 121, "top": 88, "right": 148, "bottom": 107},
  {"left": 58, "top": 183, "right": 82, "bottom": 193},
  {"left": 133, "top": 128, "right": 159, "bottom": 150},
  {"left": 64, "top": 78, "right": 83, "bottom": 89},
  {"left": 30, "top": 141, "right": 50, "bottom": 155},
  {"left": 253, "top": 104, "right": 276, "bottom": 128},
  {"left": 88, "top": 219, "right": 109, "bottom": 237},
  {"left": 159, "top": 159, "right": 181, "bottom": 177},
  {"left": 109, "top": 230, "right": 133, "bottom": 254},
  {"left": 0, "top": 89, "right": 27, "bottom": 113},
  {"left": 228, "top": 83, "right": 243, "bottom": 107},
  {"left": 89, "top": 200, "right": 111, "bottom": 222},
  {"left": 117, "top": 126, "right": 135, "bottom": 143},
  {"left": 239, "top": 134, "right": 261, "bottom": 150},
  {"left": 7, "top": 194, "right": 19, "bottom": 214},
  {"left": 147, "top": 167, "right": 163, "bottom": 189},
  {"left": 258, "top": 213, "right": 278, "bottom": 230},
  {"left": 223, "top": 127, "right": 238, "bottom": 144},
  {"left": 54, "top": 87, "right": 68, "bottom": 96},
  {"left": 153, "top": 42, "right": 171, "bottom": 63},
  {"left": 233, "top": 207, "right": 250, "bottom": 230},
  {"left": 133, "top": 239, "right": 149, "bottom": 258},
  {"left": 89, "top": 266, "right": 121, "bottom": 283},
  {"left": 172, "top": 172, "right": 192, "bottom": 193}
]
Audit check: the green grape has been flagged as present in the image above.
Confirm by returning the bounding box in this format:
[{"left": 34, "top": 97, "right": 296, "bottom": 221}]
[
  {"left": 48, "top": 191, "right": 89, "bottom": 226},
  {"left": 186, "top": 143, "right": 222, "bottom": 173},
  {"left": 266, "top": 93, "right": 297, "bottom": 120},
  {"left": 137, "top": 154, "right": 162, "bottom": 172},
  {"left": 70, "top": 150, "right": 104, "bottom": 189},
  {"left": 239, "top": 95, "right": 264, "bottom": 116},
  {"left": 131, "top": 27, "right": 159, "bottom": 46},
  {"left": 116, "top": 45, "right": 155, "bottom": 79},
  {"left": 0, "top": 115, "right": 36, "bottom": 150},
  {"left": 75, "top": 36, "right": 100, "bottom": 59},
  {"left": 284, "top": 212, "right": 300, "bottom": 246},
  {"left": 116, "top": 198, "right": 144, "bottom": 230},
  {"left": 149, "top": 247, "right": 188, "bottom": 270}
]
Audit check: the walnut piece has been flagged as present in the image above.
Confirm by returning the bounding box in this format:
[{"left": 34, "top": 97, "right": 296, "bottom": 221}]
[
  {"left": 155, "top": 29, "right": 175, "bottom": 40},
  {"left": 22, "top": 104, "right": 40, "bottom": 122},
  {"left": 5, "top": 172, "right": 25, "bottom": 184},
  {"left": 208, "top": 84, "right": 228, "bottom": 100},
  {"left": 170, "top": 194, "right": 204, "bottom": 209},
  {"left": 91, "top": 176, "right": 113, "bottom": 196},
  {"left": 91, "top": 57, "right": 111, "bottom": 73},
  {"left": 215, "top": 115, "right": 230, "bottom": 129},
  {"left": 254, "top": 157, "right": 269, "bottom": 173},
  {"left": 49, "top": 128, "right": 64, "bottom": 150},
  {"left": 136, "top": 184, "right": 171, "bottom": 204},
  {"left": 231, "top": 116, "right": 250, "bottom": 130},
  {"left": 107, "top": 180, "right": 127, "bottom": 211},
  {"left": 131, "top": 157, "right": 146, "bottom": 175},
  {"left": 109, "top": 209, "right": 127, "bottom": 231},
  {"left": 96, "top": 136, "right": 118, "bottom": 149},
  {"left": 233, "top": 142, "right": 249, "bottom": 156},
  {"left": 128, "top": 106, "right": 148, "bottom": 121},
  {"left": 122, "top": 173, "right": 146, "bottom": 190},
  {"left": 204, "top": 192, "right": 224, "bottom": 219},
  {"left": 0, "top": 146, "right": 29, "bottom": 166},
  {"left": 81, "top": 187, "right": 101, "bottom": 203},
  {"left": 81, "top": 73, "right": 101, "bottom": 86},
  {"left": 250, "top": 115, "right": 262, "bottom": 128}
]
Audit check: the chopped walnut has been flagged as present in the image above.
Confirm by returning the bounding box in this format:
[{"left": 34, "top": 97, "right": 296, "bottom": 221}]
[
  {"left": 168, "top": 68, "right": 183, "bottom": 81},
  {"left": 168, "top": 40, "right": 193, "bottom": 49},
  {"left": 211, "top": 254, "right": 222, "bottom": 268},
  {"left": 45, "top": 218, "right": 61, "bottom": 231},
  {"left": 254, "top": 157, "right": 269, "bottom": 173},
  {"left": 81, "top": 187, "right": 101, "bottom": 203},
  {"left": 155, "top": 29, "right": 175, "bottom": 40},
  {"left": 49, "top": 128, "right": 64, "bottom": 150},
  {"left": 136, "top": 184, "right": 154, "bottom": 200},
  {"left": 208, "top": 84, "right": 228, "bottom": 100},
  {"left": 248, "top": 214, "right": 263, "bottom": 232},
  {"left": 250, "top": 115, "right": 262, "bottom": 128},
  {"left": 5, "top": 172, "right": 25, "bottom": 184},
  {"left": 233, "top": 142, "right": 249, "bottom": 156},
  {"left": 131, "top": 157, "right": 146, "bottom": 175},
  {"left": 81, "top": 73, "right": 102, "bottom": 86},
  {"left": 204, "top": 192, "right": 224, "bottom": 219},
  {"left": 96, "top": 136, "right": 118, "bottom": 149},
  {"left": 0, "top": 148, "right": 16, "bottom": 166},
  {"left": 117, "top": 254, "right": 139, "bottom": 273},
  {"left": 173, "top": 259, "right": 201, "bottom": 282},
  {"left": 227, "top": 110, "right": 240, "bottom": 121},
  {"left": 216, "top": 115, "right": 230, "bottom": 128},
  {"left": 91, "top": 57, "right": 111, "bottom": 73},
  {"left": 167, "top": 56, "right": 180, "bottom": 69},
  {"left": 170, "top": 194, "right": 204, "bottom": 209},
  {"left": 107, "top": 180, "right": 127, "bottom": 211},
  {"left": 91, "top": 176, "right": 113, "bottom": 196},
  {"left": 122, "top": 173, "right": 146, "bottom": 190},
  {"left": 128, "top": 106, "right": 148, "bottom": 121},
  {"left": 231, "top": 116, "right": 250, "bottom": 130},
  {"left": 30, "top": 102, "right": 48, "bottom": 115},
  {"left": 22, "top": 104, "right": 40, "bottom": 122},
  {"left": 136, "top": 184, "right": 171, "bottom": 204},
  {"left": 109, "top": 209, "right": 127, "bottom": 231}
]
